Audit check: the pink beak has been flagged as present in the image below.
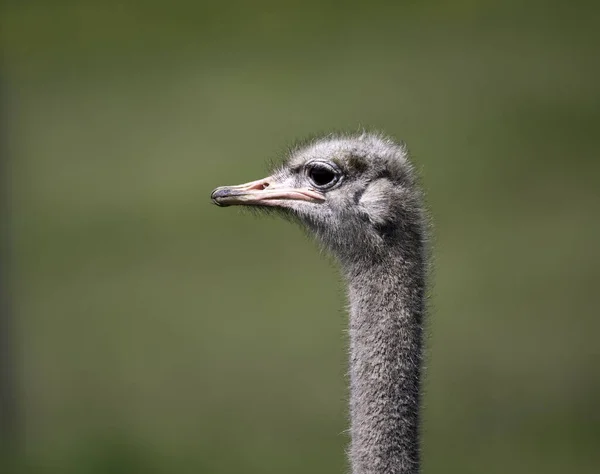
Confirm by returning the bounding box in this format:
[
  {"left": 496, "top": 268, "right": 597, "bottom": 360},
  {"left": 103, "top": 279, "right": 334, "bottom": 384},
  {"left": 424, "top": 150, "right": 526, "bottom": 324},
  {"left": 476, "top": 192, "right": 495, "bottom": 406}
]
[{"left": 211, "top": 176, "right": 325, "bottom": 207}]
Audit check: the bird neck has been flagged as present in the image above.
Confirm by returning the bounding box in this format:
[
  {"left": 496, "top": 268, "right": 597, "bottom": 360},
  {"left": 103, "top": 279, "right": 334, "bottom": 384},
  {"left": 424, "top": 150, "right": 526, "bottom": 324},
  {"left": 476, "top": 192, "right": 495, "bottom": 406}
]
[{"left": 344, "top": 244, "right": 426, "bottom": 474}]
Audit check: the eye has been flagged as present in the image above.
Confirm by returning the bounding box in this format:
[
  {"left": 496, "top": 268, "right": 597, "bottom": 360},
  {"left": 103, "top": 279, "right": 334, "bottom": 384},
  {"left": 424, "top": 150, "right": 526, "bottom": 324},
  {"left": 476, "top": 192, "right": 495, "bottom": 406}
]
[{"left": 307, "top": 162, "right": 341, "bottom": 189}]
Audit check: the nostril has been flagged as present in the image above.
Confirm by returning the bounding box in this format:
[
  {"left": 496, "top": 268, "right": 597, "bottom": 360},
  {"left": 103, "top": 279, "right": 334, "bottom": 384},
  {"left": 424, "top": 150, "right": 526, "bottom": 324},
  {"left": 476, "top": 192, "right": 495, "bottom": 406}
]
[{"left": 248, "top": 180, "right": 270, "bottom": 191}]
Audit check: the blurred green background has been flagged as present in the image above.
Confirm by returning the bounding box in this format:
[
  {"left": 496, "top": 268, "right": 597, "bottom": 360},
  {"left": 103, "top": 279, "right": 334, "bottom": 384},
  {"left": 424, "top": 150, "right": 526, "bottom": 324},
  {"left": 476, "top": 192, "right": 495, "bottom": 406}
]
[{"left": 2, "top": 0, "right": 599, "bottom": 473}]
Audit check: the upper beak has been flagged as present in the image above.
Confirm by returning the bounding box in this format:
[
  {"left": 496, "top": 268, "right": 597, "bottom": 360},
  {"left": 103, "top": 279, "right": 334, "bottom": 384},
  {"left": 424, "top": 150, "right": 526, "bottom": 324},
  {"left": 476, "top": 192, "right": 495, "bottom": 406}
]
[{"left": 211, "top": 176, "right": 326, "bottom": 207}]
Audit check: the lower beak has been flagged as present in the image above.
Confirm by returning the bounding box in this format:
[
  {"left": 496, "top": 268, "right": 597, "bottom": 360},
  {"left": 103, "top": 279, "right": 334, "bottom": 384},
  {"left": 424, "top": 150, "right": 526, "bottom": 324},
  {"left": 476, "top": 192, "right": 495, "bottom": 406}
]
[{"left": 211, "top": 176, "right": 325, "bottom": 207}]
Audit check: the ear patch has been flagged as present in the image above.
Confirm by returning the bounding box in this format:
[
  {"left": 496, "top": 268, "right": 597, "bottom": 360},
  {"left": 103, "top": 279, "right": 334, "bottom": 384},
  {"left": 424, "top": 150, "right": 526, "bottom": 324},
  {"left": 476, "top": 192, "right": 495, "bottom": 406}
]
[{"left": 358, "top": 179, "right": 396, "bottom": 226}]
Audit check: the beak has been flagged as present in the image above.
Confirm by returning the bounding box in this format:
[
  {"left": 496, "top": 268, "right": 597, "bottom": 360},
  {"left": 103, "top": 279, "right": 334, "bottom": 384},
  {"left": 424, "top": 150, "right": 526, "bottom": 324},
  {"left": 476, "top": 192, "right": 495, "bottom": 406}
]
[{"left": 211, "top": 176, "right": 325, "bottom": 207}]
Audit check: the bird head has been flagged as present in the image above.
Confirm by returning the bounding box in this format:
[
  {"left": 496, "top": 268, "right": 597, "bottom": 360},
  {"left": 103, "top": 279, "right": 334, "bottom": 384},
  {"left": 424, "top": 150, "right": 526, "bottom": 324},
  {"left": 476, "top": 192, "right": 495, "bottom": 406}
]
[{"left": 211, "top": 133, "right": 424, "bottom": 265}]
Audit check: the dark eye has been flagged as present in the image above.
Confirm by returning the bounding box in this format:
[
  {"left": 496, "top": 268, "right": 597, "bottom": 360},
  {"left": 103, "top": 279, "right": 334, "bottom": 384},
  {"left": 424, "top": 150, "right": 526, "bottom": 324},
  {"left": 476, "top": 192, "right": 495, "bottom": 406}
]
[{"left": 307, "top": 162, "right": 340, "bottom": 189}]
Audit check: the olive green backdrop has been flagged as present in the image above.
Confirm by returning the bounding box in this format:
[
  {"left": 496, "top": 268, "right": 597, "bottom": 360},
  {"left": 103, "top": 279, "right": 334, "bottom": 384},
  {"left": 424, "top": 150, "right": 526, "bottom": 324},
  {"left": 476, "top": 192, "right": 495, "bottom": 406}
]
[{"left": 2, "top": 1, "right": 599, "bottom": 473}]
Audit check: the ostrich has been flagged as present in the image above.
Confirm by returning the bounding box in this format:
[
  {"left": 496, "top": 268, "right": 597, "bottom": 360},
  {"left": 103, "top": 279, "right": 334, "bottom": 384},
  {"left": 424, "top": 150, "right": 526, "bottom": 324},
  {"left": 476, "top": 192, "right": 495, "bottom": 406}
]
[{"left": 210, "top": 133, "right": 428, "bottom": 474}]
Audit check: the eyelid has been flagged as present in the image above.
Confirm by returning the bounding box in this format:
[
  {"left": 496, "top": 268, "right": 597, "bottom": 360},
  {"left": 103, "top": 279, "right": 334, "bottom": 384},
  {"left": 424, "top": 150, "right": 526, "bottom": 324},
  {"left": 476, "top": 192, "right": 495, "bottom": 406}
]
[{"left": 305, "top": 160, "right": 341, "bottom": 172}]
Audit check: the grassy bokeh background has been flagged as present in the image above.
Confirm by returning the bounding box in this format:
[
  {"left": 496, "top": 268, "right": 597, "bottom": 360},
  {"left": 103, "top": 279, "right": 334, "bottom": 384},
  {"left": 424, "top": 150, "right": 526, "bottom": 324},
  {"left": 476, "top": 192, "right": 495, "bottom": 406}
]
[{"left": 2, "top": 1, "right": 599, "bottom": 473}]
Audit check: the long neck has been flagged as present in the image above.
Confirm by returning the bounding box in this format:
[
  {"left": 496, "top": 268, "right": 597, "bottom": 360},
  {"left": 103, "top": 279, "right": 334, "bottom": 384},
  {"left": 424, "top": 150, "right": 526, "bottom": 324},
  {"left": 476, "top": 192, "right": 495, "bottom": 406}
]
[{"left": 344, "top": 242, "right": 426, "bottom": 474}]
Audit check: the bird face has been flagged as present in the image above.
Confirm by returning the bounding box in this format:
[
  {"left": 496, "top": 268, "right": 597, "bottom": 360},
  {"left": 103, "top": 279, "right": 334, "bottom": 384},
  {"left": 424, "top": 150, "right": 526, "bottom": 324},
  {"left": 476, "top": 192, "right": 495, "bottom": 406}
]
[{"left": 211, "top": 134, "right": 421, "bottom": 261}]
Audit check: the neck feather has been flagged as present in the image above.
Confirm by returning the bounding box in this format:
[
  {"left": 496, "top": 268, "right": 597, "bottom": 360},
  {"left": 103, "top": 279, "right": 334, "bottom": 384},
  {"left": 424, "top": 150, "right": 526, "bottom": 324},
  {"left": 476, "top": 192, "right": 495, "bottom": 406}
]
[{"left": 344, "top": 240, "right": 426, "bottom": 474}]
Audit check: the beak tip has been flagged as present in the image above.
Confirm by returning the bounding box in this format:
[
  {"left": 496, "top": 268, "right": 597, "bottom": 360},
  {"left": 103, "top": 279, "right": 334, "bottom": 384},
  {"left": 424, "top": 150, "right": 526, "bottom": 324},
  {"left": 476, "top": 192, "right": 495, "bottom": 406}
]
[{"left": 210, "top": 188, "right": 227, "bottom": 207}]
